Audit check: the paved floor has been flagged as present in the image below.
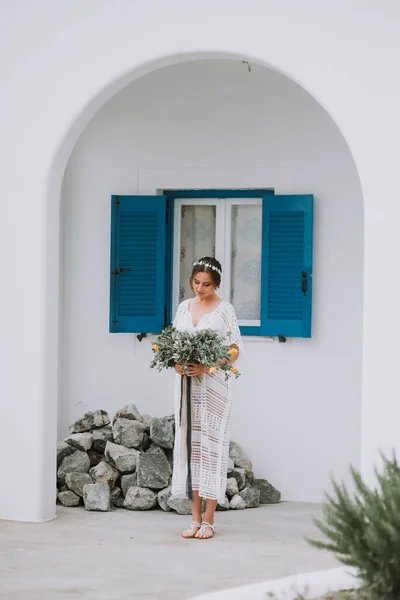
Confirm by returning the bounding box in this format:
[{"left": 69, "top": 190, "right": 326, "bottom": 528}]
[{"left": 0, "top": 503, "right": 337, "bottom": 600}]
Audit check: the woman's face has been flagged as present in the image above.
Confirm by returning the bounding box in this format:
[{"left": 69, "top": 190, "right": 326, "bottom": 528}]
[{"left": 192, "top": 271, "right": 216, "bottom": 299}]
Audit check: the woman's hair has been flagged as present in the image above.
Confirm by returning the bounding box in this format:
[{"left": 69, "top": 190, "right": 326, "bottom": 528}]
[{"left": 190, "top": 256, "right": 222, "bottom": 289}]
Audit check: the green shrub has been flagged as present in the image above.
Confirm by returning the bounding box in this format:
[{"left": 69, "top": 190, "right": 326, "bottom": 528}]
[{"left": 309, "top": 453, "right": 400, "bottom": 600}]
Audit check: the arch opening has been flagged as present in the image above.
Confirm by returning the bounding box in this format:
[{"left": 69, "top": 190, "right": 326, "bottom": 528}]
[{"left": 47, "top": 51, "right": 364, "bottom": 515}]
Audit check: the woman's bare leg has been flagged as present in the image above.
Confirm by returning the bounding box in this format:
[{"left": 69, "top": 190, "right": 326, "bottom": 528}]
[
  {"left": 195, "top": 498, "right": 217, "bottom": 538},
  {"left": 181, "top": 491, "right": 202, "bottom": 538}
]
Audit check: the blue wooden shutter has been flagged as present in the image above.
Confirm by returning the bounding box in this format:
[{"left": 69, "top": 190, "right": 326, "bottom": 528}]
[
  {"left": 110, "top": 195, "right": 167, "bottom": 333},
  {"left": 260, "top": 195, "right": 313, "bottom": 337}
]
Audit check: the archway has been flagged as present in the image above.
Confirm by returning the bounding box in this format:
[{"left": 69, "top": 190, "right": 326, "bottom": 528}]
[
  {"left": 54, "top": 55, "right": 363, "bottom": 512},
  {"left": 3, "top": 0, "right": 400, "bottom": 531}
]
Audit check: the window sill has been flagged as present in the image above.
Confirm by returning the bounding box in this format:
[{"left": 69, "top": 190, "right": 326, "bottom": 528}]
[
  {"left": 139, "top": 333, "right": 290, "bottom": 344},
  {"left": 242, "top": 336, "right": 275, "bottom": 342}
]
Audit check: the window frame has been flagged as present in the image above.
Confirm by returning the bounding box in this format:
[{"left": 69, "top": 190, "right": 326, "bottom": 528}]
[
  {"left": 172, "top": 197, "right": 222, "bottom": 314},
  {"left": 224, "top": 197, "right": 262, "bottom": 329},
  {"left": 164, "top": 188, "right": 274, "bottom": 335}
]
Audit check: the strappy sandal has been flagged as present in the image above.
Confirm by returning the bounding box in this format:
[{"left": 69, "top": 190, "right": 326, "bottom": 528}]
[
  {"left": 181, "top": 522, "right": 201, "bottom": 539},
  {"left": 195, "top": 521, "right": 215, "bottom": 539}
]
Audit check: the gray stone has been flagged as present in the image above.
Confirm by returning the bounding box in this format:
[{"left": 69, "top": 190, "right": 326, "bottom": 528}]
[
  {"left": 141, "top": 414, "right": 153, "bottom": 433},
  {"left": 166, "top": 415, "right": 176, "bottom": 435},
  {"left": 239, "top": 486, "right": 261, "bottom": 508},
  {"left": 113, "top": 404, "right": 142, "bottom": 424},
  {"left": 138, "top": 433, "right": 151, "bottom": 452},
  {"left": 69, "top": 410, "right": 110, "bottom": 433},
  {"left": 83, "top": 482, "right": 111, "bottom": 511},
  {"left": 230, "top": 442, "right": 253, "bottom": 473},
  {"left": 111, "top": 486, "right": 121, "bottom": 497},
  {"left": 111, "top": 486, "right": 121, "bottom": 506},
  {"left": 227, "top": 457, "right": 235, "bottom": 473},
  {"left": 112, "top": 418, "right": 145, "bottom": 449},
  {"left": 123, "top": 486, "right": 157, "bottom": 510},
  {"left": 57, "top": 450, "right": 90, "bottom": 485},
  {"left": 121, "top": 473, "right": 138, "bottom": 496},
  {"left": 165, "top": 414, "right": 175, "bottom": 427},
  {"left": 146, "top": 444, "right": 166, "bottom": 457},
  {"left": 57, "top": 441, "right": 76, "bottom": 467},
  {"left": 226, "top": 477, "right": 239, "bottom": 498},
  {"left": 65, "top": 472, "right": 93, "bottom": 497},
  {"left": 165, "top": 449, "right": 174, "bottom": 468},
  {"left": 229, "top": 441, "right": 246, "bottom": 461},
  {"left": 64, "top": 432, "right": 93, "bottom": 452},
  {"left": 87, "top": 449, "right": 103, "bottom": 468},
  {"left": 246, "top": 471, "right": 255, "bottom": 484},
  {"left": 157, "top": 486, "right": 172, "bottom": 512},
  {"left": 253, "top": 478, "right": 281, "bottom": 504},
  {"left": 216, "top": 496, "right": 230, "bottom": 511},
  {"left": 58, "top": 490, "right": 80, "bottom": 507},
  {"left": 136, "top": 452, "right": 172, "bottom": 490},
  {"left": 89, "top": 459, "right": 119, "bottom": 489},
  {"left": 167, "top": 495, "right": 192, "bottom": 515},
  {"left": 105, "top": 441, "right": 139, "bottom": 474},
  {"left": 230, "top": 494, "right": 246, "bottom": 510},
  {"left": 113, "top": 495, "right": 125, "bottom": 508},
  {"left": 92, "top": 426, "right": 113, "bottom": 453},
  {"left": 150, "top": 417, "right": 174, "bottom": 450},
  {"left": 234, "top": 456, "right": 253, "bottom": 474},
  {"left": 231, "top": 467, "right": 246, "bottom": 491}
]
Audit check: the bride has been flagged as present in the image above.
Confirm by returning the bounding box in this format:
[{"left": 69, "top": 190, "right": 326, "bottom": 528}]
[{"left": 171, "top": 256, "right": 243, "bottom": 539}]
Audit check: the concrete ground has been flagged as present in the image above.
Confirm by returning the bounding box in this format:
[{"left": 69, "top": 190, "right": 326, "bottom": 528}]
[{"left": 0, "top": 503, "right": 337, "bottom": 600}]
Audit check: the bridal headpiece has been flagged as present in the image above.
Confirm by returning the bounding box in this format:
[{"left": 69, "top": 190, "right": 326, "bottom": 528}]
[{"left": 193, "top": 260, "right": 222, "bottom": 275}]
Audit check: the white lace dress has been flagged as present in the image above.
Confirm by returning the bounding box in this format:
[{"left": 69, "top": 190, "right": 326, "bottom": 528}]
[{"left": 171, "top": 299, "right": 243, "bottom": 503}]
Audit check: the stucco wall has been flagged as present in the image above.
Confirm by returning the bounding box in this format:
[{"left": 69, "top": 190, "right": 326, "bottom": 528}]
[
  {"left": 1, "top": 0, "right": 400, "bottom": 521},
  {"left": 60, "top": 60, "right": 363, "bottom": 502}
]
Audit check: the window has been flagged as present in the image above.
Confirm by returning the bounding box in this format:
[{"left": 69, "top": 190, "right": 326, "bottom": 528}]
[
  {"left": 171, "top": 192, "right": 269, "bottom": 329},
  {"left": 110, "top": 190, "right": 313, "bottom": 338}
]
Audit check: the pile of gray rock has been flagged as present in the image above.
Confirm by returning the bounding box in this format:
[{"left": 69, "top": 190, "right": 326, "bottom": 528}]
[{"left": 57, "top": 405, "right": 281, "bottom": 513}]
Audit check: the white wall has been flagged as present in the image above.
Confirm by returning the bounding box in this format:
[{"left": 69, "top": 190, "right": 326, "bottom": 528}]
[
  {"left": 60, "top": 60, "right": 363, "bottom": 502},
  {"left": 2, "top": 0, "right": 400, "bottom": 522}
]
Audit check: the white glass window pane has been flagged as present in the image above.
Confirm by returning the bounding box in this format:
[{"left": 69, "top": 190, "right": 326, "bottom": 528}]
[
  {"left": 230, "top": 205, "right": 262, "bottom": 320},
  {"left": 179, "top": 205, "right": 216, "bottom": 302}
]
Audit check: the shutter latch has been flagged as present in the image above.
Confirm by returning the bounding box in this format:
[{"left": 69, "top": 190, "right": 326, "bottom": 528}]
[
  {"left": 301, "top": 271, "right": 307, "bottom": 296},
  {"left": 111, "top": 267, "right": 131, "bottom": 275}
]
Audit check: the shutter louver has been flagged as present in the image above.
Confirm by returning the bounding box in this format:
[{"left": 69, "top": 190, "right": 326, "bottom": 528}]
[
  {"left": 110, "top": 195, "right": 167, "bottom": 333},
  {"left": 261, "top": 195, "right": 313, "bottom": 337}
]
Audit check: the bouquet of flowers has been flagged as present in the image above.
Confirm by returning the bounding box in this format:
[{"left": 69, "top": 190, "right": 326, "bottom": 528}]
[{"left": 150, "top": 326, "right": 240, "bottom": 380}]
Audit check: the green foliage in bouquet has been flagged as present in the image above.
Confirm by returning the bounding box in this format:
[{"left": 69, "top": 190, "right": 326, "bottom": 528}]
[
  {"left": 150, "top": 326, "right": 240, "bottom": 380},
  {"left": 309, "top": 453, "right": 400, "bottom": 600}
]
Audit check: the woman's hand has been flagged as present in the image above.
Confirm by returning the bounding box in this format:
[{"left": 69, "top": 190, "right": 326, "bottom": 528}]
[
  {"left": 187, "top": 363, "right": 208, "bottom": 377},
  {"left": 174, "top": 363, "right": 185, "bottom": 375},
  {"left": 174, "top": 362, "right": 207, "bottom": 376},
  {"left": 228, "top": 344, "right": 239, "bottom": 363}
]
